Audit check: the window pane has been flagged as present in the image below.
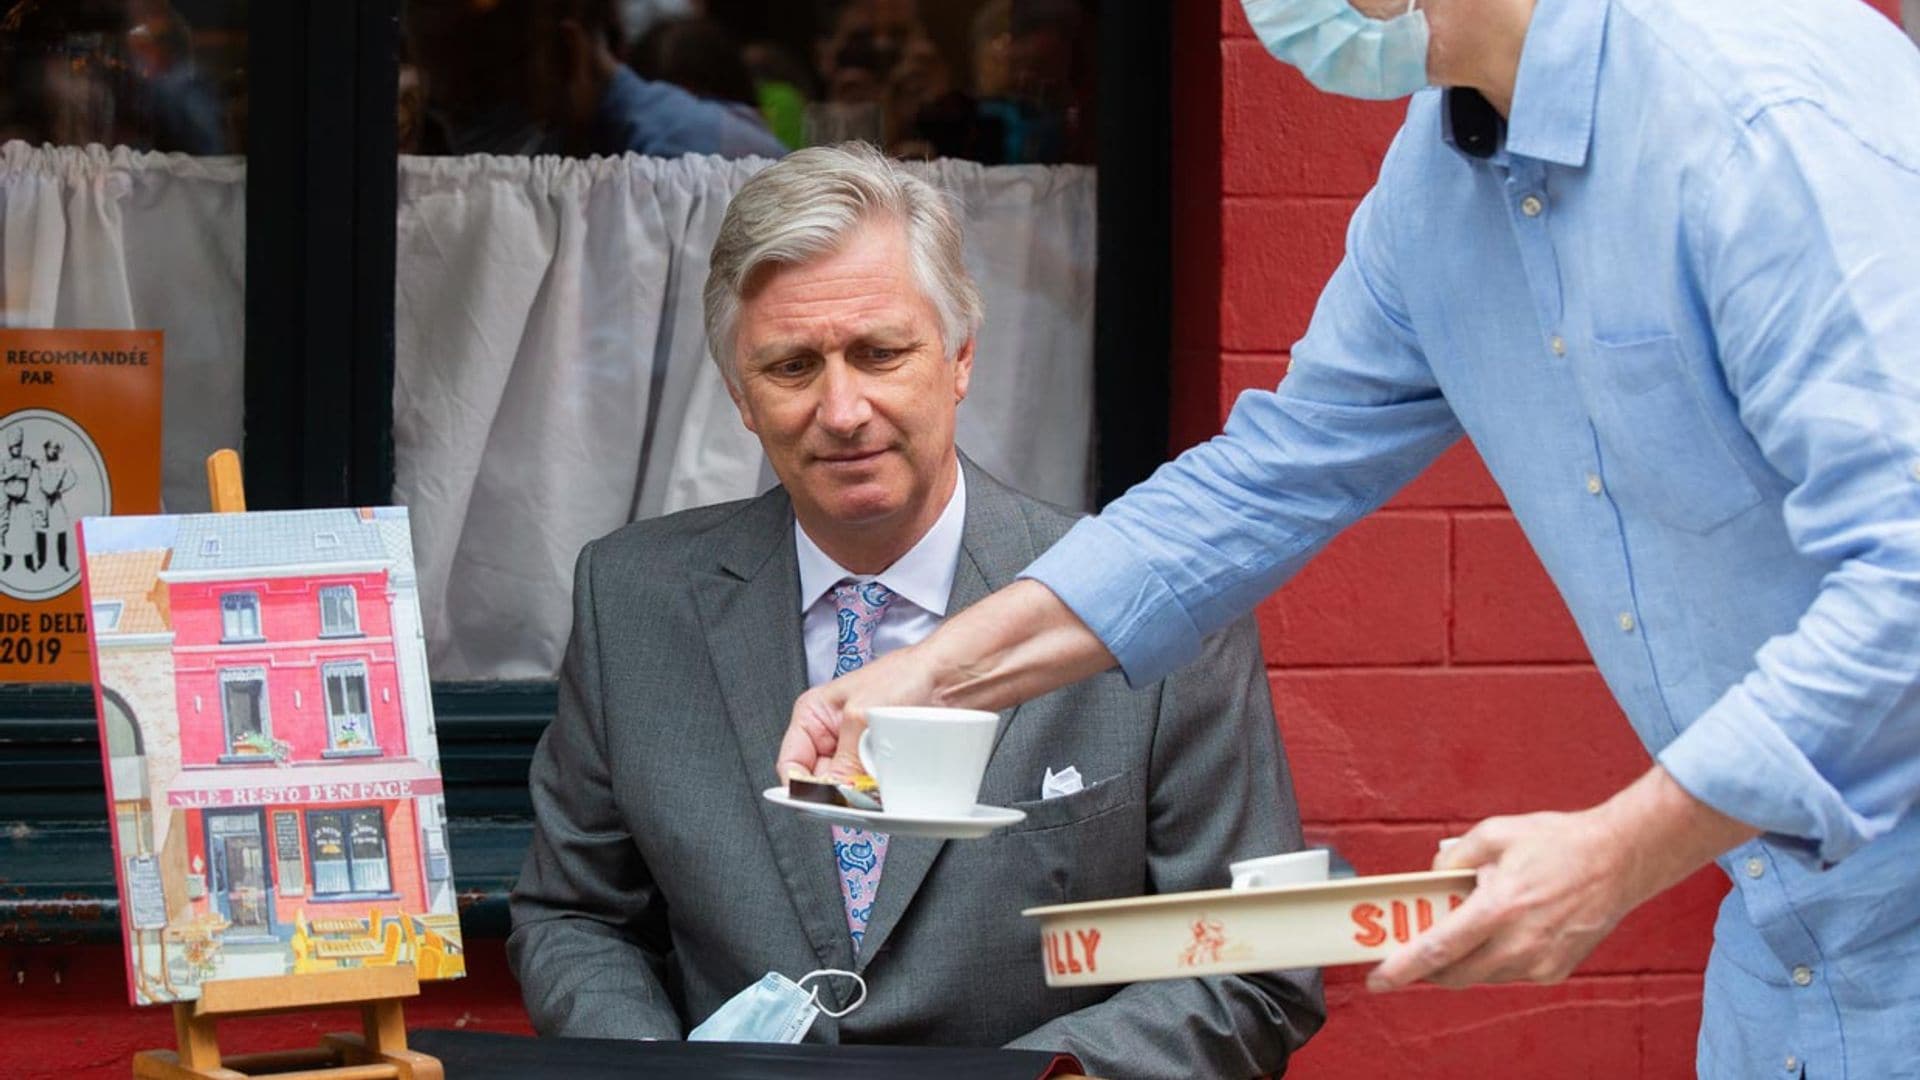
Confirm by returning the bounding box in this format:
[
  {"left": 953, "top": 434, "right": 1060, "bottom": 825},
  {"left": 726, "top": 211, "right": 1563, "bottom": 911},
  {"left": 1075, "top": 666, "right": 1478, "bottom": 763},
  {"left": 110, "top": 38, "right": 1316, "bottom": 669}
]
[
  {"left": 0, "top": 2, "right": 246, "bottom": 524},
  {"left": 394, "top": 1, "right": 1099, "bottom": 679}
]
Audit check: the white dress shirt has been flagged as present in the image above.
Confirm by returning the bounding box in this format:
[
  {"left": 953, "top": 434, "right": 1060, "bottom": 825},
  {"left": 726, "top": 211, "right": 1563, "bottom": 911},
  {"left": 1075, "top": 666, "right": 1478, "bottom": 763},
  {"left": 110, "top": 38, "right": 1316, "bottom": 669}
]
[{"left": 796, "top": 469, "right": 966, "bottom": 688}]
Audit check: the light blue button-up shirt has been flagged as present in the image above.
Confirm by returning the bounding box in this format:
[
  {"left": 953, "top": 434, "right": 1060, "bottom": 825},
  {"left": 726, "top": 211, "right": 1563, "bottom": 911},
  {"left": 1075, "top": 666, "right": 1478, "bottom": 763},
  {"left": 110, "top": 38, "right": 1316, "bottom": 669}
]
[{"left": 1026, "top": 0, "right": 1920, "bottom": 1074}]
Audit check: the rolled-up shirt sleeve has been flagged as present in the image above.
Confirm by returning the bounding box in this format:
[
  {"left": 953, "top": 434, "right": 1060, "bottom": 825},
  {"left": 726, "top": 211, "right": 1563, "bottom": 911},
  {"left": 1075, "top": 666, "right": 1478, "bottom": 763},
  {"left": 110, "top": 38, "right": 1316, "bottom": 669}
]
[
  {"left": 1657, "top": 102, "right": 1920, "bottom": 865},
  {"left": 1025, "top": 144, "right": 1462, "bottom": 686}
]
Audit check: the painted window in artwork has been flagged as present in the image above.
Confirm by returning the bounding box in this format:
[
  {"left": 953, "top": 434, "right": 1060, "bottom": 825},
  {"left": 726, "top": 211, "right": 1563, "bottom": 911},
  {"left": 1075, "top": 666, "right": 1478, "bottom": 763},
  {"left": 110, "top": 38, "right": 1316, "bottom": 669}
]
[
  {"left": 319, "top": 585, "right": 360, "bottom": 636},
  {"left": 220, "top": 591, "right": 262, "bottom": 640},
  {"left": 308, "top": 812, "right": 350, "bottom": 895},
  {"left": 219, "top": 668, "right": 269, "bottom": 749},
  {"left": 308, "top": 808, "right": 392, "bottom": 896},
  {"left": 93, "top": 600, "right": 124, "bottom": 632},
  {"left": 323, "top": 662, "right": 375, "bottom": 752},
  {"left": 349, "top": 809, "right": 393, "bottom": 893}
]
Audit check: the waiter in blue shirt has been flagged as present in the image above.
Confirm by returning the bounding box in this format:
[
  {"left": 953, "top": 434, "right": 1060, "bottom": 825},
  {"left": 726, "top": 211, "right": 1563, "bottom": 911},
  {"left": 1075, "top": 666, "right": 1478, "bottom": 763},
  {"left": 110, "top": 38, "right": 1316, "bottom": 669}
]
[{"left": 775, "top": 0, "right": 1920, "bottom": 1074}]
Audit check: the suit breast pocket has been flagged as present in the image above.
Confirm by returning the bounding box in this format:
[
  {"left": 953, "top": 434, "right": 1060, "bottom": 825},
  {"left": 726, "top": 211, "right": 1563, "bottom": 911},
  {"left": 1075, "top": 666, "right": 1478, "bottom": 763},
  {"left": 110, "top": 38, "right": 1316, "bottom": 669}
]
[
  {"left": 1578, "top": 335, "right": 1763, "bottom": 535},
  {"left": 1003, "top": 772, "right": 1137, "bottom": 833},
  {"left": 996, "top": 773, "right": 1143, "bottom": 904}
]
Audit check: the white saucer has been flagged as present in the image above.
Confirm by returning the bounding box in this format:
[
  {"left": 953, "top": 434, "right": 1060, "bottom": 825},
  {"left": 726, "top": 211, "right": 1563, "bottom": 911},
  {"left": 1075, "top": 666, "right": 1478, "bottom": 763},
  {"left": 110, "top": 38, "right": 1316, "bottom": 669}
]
[{"left": 761, "top": 786, "right": 1026, "bottom": 839}]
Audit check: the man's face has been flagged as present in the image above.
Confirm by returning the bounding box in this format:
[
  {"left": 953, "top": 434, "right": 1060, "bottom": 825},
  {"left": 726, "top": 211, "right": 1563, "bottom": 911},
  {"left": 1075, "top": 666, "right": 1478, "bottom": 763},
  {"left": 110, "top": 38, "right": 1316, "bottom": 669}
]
[{"left": 728, "top": 218, "right": 972, "bottom": 547}]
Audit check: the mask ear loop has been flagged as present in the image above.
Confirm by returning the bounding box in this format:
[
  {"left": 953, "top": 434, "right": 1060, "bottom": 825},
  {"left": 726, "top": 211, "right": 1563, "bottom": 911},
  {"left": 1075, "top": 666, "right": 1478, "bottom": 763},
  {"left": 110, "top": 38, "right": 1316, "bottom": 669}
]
[{"left": 797, "top": 968, "right": 868, "bottom": 1018}]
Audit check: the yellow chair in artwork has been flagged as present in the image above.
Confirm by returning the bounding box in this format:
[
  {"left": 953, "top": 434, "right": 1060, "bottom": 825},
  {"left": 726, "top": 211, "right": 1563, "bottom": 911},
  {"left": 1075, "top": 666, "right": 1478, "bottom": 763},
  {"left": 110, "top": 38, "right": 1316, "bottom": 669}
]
[{"left": 289, "top": 909, "right": 321, "bottom": 975}]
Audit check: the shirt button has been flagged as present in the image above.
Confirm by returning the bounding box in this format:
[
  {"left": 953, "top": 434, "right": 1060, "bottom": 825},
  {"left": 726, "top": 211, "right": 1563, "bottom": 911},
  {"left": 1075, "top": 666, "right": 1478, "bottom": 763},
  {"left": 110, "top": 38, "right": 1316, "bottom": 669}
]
[
  {"left": 1617, "top": 612, "right": 1635, "bottom": 633},
  {"left": 1585, "top": 473, "right": 1603, "bottom": 495},
  {"left": 1791, "top": 965, "right": 1814, "bottom": 987},
  {"left": 1550, "top": 335, "right": 1567, "bottom": 356},
  {"left": 1744, "top": 856, "right": 1765, "bottom": 879},
  {"left": 1521, "top": 194, "right": 1545, "bottom": 217},
  {"left": 1784, "top": 1056, "right": 1799, "bottom": 1073}
]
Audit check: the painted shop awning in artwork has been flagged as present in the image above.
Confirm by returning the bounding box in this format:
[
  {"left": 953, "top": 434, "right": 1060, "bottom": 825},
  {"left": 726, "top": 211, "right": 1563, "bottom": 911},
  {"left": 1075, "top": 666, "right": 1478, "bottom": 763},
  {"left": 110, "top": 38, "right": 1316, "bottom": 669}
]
[{"left": 167, "top": 758, "right": 444, "bottom": 808}]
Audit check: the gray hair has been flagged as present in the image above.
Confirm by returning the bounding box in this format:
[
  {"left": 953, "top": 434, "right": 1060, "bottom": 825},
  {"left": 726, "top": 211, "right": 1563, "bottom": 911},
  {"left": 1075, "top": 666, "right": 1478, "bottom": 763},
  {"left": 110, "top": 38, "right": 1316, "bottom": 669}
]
[{"left": 703, "top": 141, "right": 984, "bottom": 386}]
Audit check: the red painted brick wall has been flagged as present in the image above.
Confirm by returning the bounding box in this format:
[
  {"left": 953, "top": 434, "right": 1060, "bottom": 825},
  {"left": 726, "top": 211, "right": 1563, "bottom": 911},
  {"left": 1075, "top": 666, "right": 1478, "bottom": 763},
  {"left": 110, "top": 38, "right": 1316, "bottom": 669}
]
[{"left": 1174, "top": 1, "right": 1905, "bottom": 1076}]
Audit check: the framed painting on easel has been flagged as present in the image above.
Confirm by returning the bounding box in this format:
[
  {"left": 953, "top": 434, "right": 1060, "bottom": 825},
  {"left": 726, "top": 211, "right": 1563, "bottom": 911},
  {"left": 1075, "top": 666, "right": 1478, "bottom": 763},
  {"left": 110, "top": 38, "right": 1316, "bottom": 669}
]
[{"left": 77, "top": 504, "right": 466, "bottom": 1008}]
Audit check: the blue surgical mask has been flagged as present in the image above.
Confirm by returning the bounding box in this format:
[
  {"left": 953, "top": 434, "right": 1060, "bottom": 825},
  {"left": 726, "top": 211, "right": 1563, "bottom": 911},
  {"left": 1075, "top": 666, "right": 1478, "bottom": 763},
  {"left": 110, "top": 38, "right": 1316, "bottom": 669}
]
[
  {"left": 1242, "top": 0, "right": 1430, "bottom": 101},
  {"left": 687, "top": 969, "right": 866, "bottom": 1043}
]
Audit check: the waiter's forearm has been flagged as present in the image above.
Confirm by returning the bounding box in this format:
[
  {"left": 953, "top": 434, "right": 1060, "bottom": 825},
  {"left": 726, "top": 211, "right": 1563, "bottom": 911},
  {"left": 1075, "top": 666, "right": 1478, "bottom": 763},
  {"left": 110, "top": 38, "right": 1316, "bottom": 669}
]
[
  {"left": 1599, "top": 765, "right": 1761, "bottom": 899},
  {"left": 918, "top": 579, "right": 1117, "bottom": 712}
]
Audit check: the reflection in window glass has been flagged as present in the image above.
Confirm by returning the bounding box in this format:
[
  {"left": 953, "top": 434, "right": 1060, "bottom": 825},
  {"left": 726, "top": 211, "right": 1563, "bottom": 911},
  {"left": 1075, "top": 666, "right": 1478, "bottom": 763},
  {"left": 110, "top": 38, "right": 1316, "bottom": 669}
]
[
  {"left": 399, "top": 0, "right": 1095, "bottom": 164},
  {"left": 0, "top": 0, "right": 248, "bottom": 153}
]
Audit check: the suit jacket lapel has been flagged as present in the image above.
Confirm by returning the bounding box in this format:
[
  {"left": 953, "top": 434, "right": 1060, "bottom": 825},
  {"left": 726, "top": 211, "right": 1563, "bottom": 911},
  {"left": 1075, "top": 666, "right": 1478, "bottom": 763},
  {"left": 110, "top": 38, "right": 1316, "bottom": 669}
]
[
  {"left": 693, "top": 488, "right": 860, "bottom": 984},
  {"left": 854, "top": 458, "right": 1033, "bottom": 974}
]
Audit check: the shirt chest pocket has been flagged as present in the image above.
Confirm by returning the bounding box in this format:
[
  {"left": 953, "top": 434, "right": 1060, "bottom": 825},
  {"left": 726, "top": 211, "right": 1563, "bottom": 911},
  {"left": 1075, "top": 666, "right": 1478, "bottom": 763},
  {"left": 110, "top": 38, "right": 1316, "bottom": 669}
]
[{"left": 1576, "top": 336, "right": 1763, "bottom": 534}]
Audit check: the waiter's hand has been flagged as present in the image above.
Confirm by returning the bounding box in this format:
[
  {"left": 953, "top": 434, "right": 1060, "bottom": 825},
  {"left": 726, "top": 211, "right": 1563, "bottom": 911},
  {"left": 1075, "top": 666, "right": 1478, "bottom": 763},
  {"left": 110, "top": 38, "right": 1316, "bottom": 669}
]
[
  {"left": 1367, "top": 808, "right": 1635, "bottom": 990},
  {"left": 778, "top": 645, "right": 937, "bottom": 780},
  {"left": 1367, "top": 766, "right": 1758, "bottom": 992},
  {"left": 777, "top": 580, "right": 1116, "bottom": 781}
]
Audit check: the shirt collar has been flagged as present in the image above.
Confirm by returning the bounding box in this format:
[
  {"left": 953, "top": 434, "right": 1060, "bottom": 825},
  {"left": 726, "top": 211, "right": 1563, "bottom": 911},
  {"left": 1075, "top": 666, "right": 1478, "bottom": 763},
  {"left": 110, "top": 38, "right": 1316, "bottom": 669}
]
[
  {"left": 1442, "top": 0, "right": 1608, "bottom": 168},
  {"left": 1507, "top": 0, "right": 1608, "bottom": 166},
  {"left": 795, "top": 467, "right": 967, "bottom": 617}
]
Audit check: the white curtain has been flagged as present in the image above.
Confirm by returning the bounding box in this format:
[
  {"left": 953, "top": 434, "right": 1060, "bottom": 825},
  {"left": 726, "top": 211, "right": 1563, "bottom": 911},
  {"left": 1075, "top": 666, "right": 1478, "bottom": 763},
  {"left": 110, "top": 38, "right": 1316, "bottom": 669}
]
[
  {"left": 395, "top": 153, "right": 1096, "bottom": 680},
  {"left": 0, "top": 141, "right": 246, "bottom": 516},
  {"left": 0, "top": 145, "right": 1098, "bottom": 681}
]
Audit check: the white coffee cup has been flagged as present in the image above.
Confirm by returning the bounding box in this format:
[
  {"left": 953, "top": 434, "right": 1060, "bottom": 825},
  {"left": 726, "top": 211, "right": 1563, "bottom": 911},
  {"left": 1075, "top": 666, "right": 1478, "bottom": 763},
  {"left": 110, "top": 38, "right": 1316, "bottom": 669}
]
[
  {"left": 857, "top": 706, "right": 998, "bottom": 818},
  {"left": 1229, "top": 849, "right": 1331, "bottom": 890}
]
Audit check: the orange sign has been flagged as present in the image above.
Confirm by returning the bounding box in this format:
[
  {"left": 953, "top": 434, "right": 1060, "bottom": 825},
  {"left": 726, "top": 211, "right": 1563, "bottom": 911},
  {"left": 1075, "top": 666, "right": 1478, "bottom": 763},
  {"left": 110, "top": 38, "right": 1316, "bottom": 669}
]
[{"left": 0, "top": 329, "right": 163, "bottom": 682}]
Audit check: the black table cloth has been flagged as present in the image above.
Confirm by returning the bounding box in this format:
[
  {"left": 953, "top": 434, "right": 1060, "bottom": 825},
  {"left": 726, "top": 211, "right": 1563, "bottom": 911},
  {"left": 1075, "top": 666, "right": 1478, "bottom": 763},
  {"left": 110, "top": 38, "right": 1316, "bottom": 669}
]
[{"left": 406, "top": 1028, "right": 1082, "bottom": 1079}]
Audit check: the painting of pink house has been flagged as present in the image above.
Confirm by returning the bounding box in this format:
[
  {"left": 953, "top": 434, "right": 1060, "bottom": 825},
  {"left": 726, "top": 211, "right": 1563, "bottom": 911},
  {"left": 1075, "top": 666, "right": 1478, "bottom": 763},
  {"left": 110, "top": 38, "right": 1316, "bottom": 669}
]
[{"left": 80, "top": 507, "right": 463, "bottom": 1005}]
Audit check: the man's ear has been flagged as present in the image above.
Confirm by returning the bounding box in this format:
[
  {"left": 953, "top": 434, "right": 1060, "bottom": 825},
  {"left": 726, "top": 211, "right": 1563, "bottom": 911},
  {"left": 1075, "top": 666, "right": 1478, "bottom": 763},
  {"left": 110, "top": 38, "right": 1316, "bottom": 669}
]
[{"left": 951, "top": 336, "right": 976, "bottom": 403}]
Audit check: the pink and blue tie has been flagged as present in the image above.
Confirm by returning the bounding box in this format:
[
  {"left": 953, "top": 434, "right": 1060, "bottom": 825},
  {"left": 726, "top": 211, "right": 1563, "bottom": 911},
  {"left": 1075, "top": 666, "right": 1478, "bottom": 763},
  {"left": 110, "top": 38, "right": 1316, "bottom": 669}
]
[{"left": 830, "top": 580, "right": 894, "bottom": 951}]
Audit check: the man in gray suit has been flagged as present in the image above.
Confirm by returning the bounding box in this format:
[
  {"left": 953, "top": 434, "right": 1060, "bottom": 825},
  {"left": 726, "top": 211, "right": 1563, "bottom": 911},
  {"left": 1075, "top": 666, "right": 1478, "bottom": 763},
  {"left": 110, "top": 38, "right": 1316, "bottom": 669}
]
[{"left": 508, "top": 142, "right": 1324, "bottom": 1077}]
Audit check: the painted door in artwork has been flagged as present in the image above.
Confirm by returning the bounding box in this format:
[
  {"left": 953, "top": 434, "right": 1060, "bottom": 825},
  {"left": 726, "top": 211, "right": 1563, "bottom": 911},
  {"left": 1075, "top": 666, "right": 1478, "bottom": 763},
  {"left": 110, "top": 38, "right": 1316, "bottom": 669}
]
[{"left": 207, "top": 809, "right": 272, "bottom": 934}]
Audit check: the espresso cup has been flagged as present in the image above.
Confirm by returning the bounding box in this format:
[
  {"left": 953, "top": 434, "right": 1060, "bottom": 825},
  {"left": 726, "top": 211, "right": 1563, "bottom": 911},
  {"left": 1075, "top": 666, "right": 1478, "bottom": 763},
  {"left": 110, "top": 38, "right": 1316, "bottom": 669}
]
[
  {"left": 857, "top": 706, "right": 998, "bottom": 818},
  {"left": 1229, "top": 848, "right": 1331, "bottom": 890}
]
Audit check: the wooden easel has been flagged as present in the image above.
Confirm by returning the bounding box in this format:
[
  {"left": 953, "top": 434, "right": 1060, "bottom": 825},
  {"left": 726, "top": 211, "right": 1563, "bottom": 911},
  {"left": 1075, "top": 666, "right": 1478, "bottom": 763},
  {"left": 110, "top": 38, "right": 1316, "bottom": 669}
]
[{"left": 132, "top": 450, "right": 442, "bottom": 1080}]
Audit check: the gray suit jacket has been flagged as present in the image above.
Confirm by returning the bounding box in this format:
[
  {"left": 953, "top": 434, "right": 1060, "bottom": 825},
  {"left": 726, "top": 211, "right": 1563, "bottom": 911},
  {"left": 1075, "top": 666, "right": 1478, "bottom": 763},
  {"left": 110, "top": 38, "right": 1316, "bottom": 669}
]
[{"left": 508, "top": 460, "right": 1325, "bottom": 1078}]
